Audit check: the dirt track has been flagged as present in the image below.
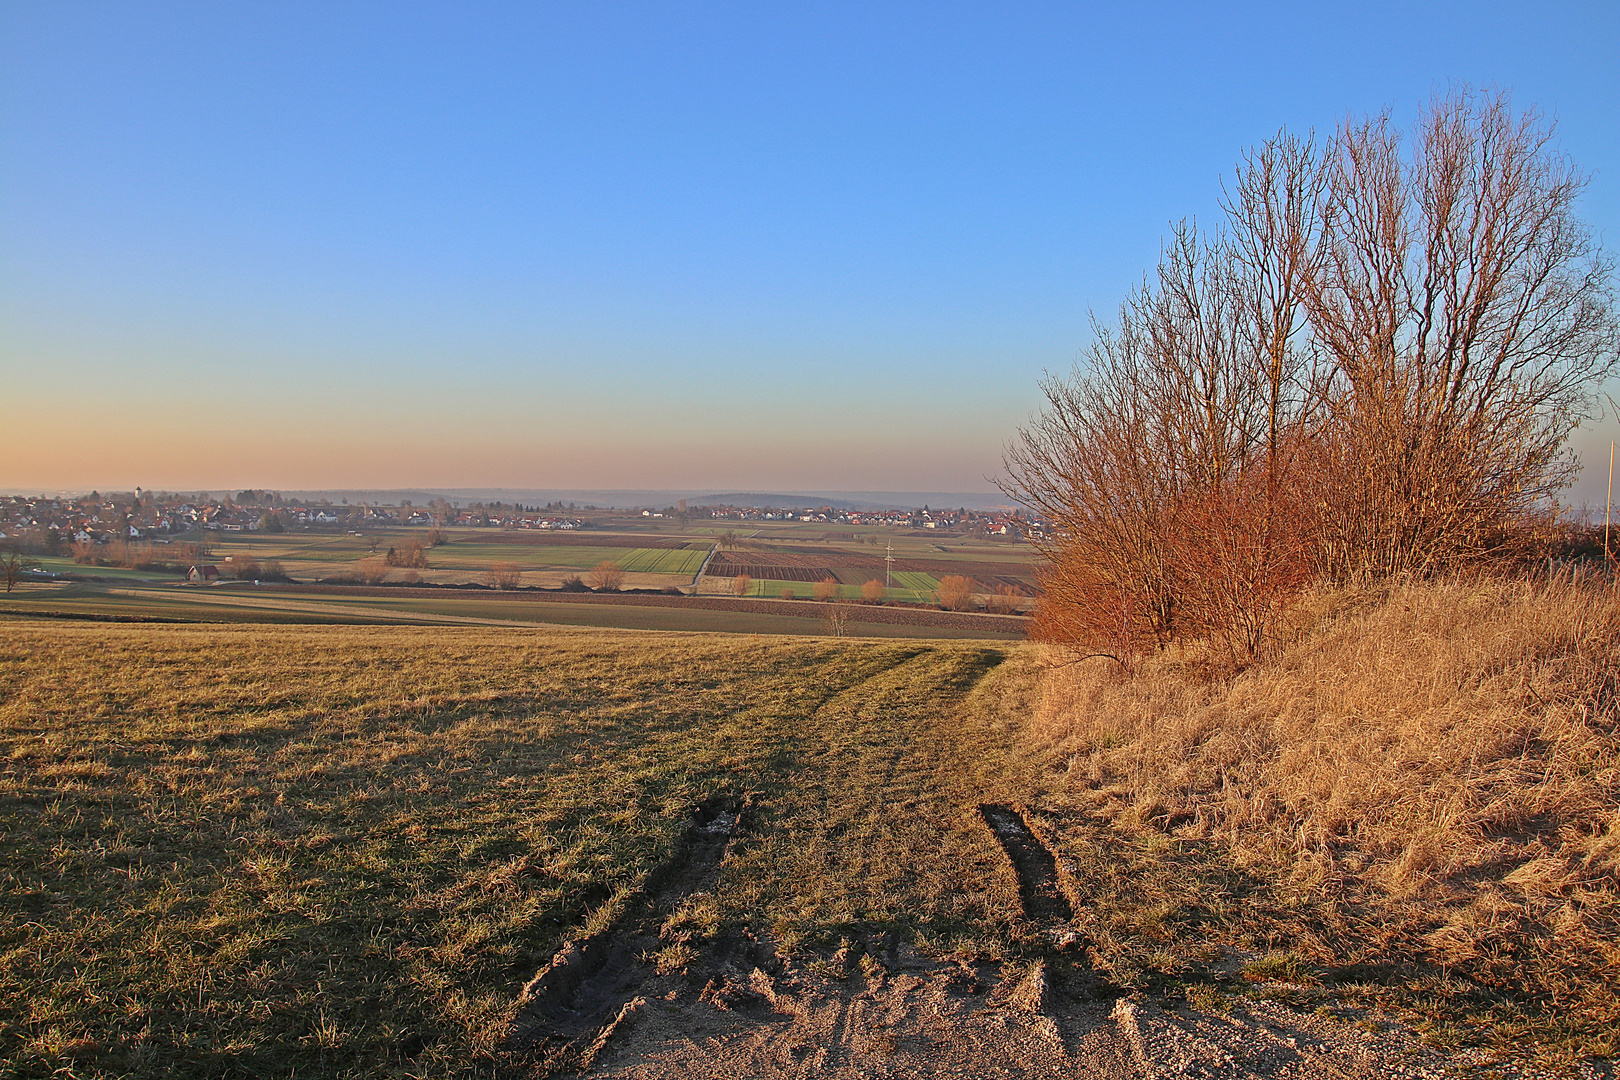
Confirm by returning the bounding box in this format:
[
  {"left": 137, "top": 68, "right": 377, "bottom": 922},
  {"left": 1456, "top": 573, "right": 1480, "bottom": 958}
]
[{"left": 504, "top": 798, "right": 1542, "bottom": 1080}]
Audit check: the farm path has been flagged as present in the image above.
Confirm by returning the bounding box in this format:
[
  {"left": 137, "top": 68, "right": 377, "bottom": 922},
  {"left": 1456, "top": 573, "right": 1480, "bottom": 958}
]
[
  {"left": 690, "top": 542, "right": 719, "bottom": 588},
  {"left": 529, "top": 648, "right": 1479, "bottom": 1080}
]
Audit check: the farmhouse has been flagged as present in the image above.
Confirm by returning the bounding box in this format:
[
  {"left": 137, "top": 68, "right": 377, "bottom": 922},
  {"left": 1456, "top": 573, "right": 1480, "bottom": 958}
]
[{"left": 187, "top": 565, "right": 222, "bottom": 583}]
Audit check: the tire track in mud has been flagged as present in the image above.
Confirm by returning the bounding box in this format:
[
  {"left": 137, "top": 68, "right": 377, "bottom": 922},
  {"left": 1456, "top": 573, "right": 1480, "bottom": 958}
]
[
  {"left": 979, "top": 804, "right": 1073, "bottom": 924},
  {"left": 506, "top": 794, "right": 747, "bottom": 1073}
]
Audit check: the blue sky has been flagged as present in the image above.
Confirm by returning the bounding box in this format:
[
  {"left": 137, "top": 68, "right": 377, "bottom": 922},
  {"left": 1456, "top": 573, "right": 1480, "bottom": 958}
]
[{"left": 3, "top": 2, "right": 1617, "bottom": 499}]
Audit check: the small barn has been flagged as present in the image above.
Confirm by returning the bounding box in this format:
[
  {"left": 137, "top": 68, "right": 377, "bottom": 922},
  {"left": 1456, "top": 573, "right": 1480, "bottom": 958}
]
[{"left": 187, "top": 564, "right": 222, "bottom": 583}]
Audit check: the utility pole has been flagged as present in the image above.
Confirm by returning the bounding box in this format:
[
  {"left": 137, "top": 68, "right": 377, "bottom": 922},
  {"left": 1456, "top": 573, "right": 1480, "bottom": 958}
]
[{"left": 885, "top": 539, "right": 895, "bottom": 589}]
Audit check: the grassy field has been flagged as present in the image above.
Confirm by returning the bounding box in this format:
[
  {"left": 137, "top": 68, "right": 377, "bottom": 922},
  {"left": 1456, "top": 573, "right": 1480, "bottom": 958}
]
[
  {"left": 40, "top": 522, "right": 1037, "bottom": 603},
  {"left": 609, "top": 547, "right": 710, "bottom": 576},
  {"left": 1, "top": 575, "right": 1613, "bottom": 1076},
  {"left": 18, "top": 522, "right": 1036, "bottom": 632},
  {"left": 0, "top": 623, "right": 1039, "bottom": 1078}
]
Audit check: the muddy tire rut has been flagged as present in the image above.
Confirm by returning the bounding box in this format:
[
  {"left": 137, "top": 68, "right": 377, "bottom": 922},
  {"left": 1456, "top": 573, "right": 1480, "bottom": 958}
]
[
  {"left": 506, "top": 794, "right": 749, "bottom": 1073},
  {"left": 978, "top": 803, "right": 1074, "bottom": 924}
]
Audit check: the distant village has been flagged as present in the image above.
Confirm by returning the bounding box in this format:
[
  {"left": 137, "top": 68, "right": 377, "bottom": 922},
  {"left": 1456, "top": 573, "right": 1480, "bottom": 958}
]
[{"left": 0, "top": 489, "right": 1041, "bottom": 551}]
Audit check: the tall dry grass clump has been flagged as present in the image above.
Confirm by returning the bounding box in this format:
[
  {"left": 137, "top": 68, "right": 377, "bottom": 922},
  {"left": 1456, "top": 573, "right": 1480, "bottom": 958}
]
[{"left": 1028, "top": 574, "right": 1620, "bottom": 1051}]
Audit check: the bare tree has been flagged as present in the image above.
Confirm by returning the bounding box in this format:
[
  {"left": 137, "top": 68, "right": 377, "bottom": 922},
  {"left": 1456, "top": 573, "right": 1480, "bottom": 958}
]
[
  {"left": 732, "top": 573, "right": 752, "bottom": 597},
  {"left": 935, "top": 574, "right": 976, "bottom": 611},
  {"left": 588, "top": 560, "right": 624, "bottom": 591},
  {"left": 986, "top": 584, "right": 1022, "bottom": 615},
  {"left": 860, "top": 578, "right": 886, "bottom": 603},
  {"left": 2, "top": 549, "right": 38, "bottom": 592},
  {"left": 812, "top": 577, "right": 840, "bottom": 602},
  {"left": 1004, "top": 88, "right": 1616, "bottom": 664},
  {"left": 1302, "top": 90, "right": 1617, "bottom": 577},
  {"left": 486, "top": 562, "right": 522, "bottom": 589},
  {"left": 825, "top": 601, "right": 851, "bottom": 637}
]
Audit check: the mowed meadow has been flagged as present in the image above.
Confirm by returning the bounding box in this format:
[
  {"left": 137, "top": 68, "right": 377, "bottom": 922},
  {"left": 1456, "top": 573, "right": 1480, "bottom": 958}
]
[
  {"left": 0, "top": 621, "right": 1043, "bottom": 1078},
  {"left": 2, "top": 572, "right": 1617, "bottom": 1076}
]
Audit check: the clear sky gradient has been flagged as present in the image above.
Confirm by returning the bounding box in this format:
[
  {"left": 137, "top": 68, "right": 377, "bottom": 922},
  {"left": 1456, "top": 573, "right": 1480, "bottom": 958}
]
[{"left": 4, "top": 2, "right": 1618, "bottom": 500}]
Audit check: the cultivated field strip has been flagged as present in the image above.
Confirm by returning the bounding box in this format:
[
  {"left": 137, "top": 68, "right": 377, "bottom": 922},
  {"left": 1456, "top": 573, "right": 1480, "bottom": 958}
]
[
  {"left": 456, "top": 534, "right": 691, "bottom": 548},
  {"left": 704, "top": 551, "right": 1033, "bottom": 581}
]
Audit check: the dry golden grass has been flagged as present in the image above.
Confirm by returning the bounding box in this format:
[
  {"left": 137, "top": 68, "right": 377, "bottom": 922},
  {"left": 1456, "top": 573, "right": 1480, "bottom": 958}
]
[{"left": 1024, "top": 574, "right": 1620, "bottom": 1061}]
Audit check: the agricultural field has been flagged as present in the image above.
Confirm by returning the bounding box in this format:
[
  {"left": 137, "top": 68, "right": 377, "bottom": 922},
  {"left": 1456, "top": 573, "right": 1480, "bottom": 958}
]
[
  {"left": 11, "top": 519, "right": 1038, "bottom": 633},
  {"left": 693, "top": 526, "right": 1037, "bottom": 607},
  {"left": 0, "top": 579, "right": 1025, "bottom": 641}
]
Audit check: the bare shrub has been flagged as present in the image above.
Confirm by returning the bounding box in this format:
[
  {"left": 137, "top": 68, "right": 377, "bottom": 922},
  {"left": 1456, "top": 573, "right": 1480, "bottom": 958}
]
[
  {"left": 1004, "top": 88, "right": 1617, "bottom": 663},
  {"left": 172, "top": 541, "right": 208, "bottom": 563},
  {"left": 1300, "top": 93, "right": 1618, "bottom": 578},
  {"left": 259, "top": 559, "right": 292, "bottom": 583},
  {"left": 225, "top": 557, "right": 261, "bottom": 581},
  {"left": 780, "top": 589, "right": 794, "bottom": 600},
  {"left": 860, "top": 578, "right": 886, "bottom": 604},
  {"left": 732, "top": 574, "right": 752, "bottom": 597},
  {"left": 1162, "top": 464, "right": 1313, "bottom": 663},
  {"left": 812, "top": 578, "right": 839, "bottom": 602},
  {"left": 986, "top": 584, "right": 1022, "bottom": 615},
  {"left": 588, "top": 560, "right": 624, "bottom": 591},
  {"left": 935, "top": 575, "right": 976, "bottom": 611},
  {"left": 385, "top": 541, "right": 429, "bottom": 569},
  {"left": 485, "top": 563, "right": 522, "bottom": 589},
  {"left": 356, "top": 557, "right": 390, "bottom": 586}
]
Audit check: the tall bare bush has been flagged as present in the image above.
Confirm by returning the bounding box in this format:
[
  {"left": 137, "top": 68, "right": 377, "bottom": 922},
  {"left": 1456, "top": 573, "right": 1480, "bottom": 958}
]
[
  {"left": 486, "top": 563, "right": 522, "bottom": 589},
  {"left": 588, "top": 561, "right": 624, "bottom": 591},
  {"left": 1006, "top": 88, "right": 1616, "bottom": 663},
  {"left": 1302, "top": 91, "right": 1618, "bottom": 577},
  {"left": 935, "top": 574, "right": 976, "bottom": 611}
]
